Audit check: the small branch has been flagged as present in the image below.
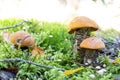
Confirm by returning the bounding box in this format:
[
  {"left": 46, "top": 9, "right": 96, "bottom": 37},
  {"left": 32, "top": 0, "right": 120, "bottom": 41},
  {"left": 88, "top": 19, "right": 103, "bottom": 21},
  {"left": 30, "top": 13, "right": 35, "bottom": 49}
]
[
  {"left": 0, "top": 58, "right": 65, "bottom": 71},
  {"left": 0, "top": 20, "right": 32, "bottom": 30}
]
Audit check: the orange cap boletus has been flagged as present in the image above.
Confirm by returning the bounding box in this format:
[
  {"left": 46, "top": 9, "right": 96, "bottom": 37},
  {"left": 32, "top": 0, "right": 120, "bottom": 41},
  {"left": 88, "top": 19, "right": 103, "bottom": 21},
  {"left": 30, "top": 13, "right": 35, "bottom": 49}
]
[
  {"left": 9, "top": 31, "right": 35, "bottom": 48},
  {"left": 80, "top": 37, "right": 105, "bottom": 49},
  {"left": 68, "top": 16, "right": 99, "bottom": 34}
]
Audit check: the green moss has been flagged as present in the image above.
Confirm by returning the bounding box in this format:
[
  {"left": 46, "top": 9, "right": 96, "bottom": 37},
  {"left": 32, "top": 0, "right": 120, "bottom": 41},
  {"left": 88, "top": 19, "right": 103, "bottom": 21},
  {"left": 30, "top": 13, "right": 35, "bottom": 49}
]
[{"left": 0, "top": 18, "right": 119, "bottom": 79}]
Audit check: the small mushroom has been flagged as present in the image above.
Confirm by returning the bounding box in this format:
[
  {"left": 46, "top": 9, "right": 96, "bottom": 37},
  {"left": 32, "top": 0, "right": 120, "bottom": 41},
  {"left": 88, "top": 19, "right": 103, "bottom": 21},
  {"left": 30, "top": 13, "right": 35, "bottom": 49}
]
[
  {"left": 3, "top": 31, "right": 44, "bottom": 56},
  {"left": 9, "top": 31, "right": 35, "bottom": 48},
  {"left": 80, "top": 37, "right": 105, "bottom": 66},
  {"left": 68, "top": 16, "right": 99, "bottom": 63}
]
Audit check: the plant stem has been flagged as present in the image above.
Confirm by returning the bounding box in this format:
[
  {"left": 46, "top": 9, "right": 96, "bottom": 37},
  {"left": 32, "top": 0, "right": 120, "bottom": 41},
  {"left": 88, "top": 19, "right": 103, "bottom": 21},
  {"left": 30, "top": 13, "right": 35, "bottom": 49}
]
[
  {"left": 0, "top": 20, "right": 31, "bottom": 30},
  {"left": 0, "top": 58, "right": 65, "bottom": 71}
]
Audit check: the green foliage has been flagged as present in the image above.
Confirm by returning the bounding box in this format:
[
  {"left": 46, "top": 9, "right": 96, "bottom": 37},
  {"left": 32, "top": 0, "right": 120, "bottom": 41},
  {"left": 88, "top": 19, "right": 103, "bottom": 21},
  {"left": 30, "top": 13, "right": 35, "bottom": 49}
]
[
  {"left": 44, "top": 69, "right": 67, "bottom": 80},
  {"left": 0, "top": 18, "right": 119, "bottom": 79},
  {"left": 100, "top": 29, "right": 120, "bottom": 40}
]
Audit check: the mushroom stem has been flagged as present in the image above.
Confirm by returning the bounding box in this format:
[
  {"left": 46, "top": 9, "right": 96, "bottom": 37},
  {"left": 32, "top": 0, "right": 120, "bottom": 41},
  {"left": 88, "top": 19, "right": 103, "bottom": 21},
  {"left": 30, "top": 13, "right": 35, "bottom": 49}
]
[
  {"left": 84, "top": 49, "right": 98, "bottom": 66},
  {"left": 72, "top": 28, "right": 92, "bottom": 63}
]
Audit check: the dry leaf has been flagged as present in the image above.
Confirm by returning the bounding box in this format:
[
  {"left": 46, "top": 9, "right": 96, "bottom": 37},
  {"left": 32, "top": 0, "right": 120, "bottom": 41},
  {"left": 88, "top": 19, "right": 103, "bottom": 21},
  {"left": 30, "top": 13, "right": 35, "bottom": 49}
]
[
  {"left": 31, "top": 45, "right": 44, "bottom": 56},
  {"left": 113, "top": 58, "right": 120, "bottom": 64},
  {"left": 2, "top": 31, "right": 11, "bottom": 42},
  {"left": 64, "top": 67, "right": 84, "bottom": 76}
]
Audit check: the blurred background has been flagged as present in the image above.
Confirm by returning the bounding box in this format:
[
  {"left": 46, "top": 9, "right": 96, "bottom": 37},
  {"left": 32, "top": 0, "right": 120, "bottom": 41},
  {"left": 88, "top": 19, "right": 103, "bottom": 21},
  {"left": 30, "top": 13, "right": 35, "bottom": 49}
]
[{"left": 0, "top": 0, "right": 120, "bottom": 31}]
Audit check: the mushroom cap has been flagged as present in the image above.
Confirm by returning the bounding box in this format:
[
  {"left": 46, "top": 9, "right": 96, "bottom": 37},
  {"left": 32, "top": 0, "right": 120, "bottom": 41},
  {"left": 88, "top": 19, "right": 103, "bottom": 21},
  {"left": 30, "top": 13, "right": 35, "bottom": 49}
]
[
  {"left": 9, "top": 31, "right": 35, "bottom": 48},
  {"left": 80, "top": 37, "right": 105, "bottom": 49},
  {"left": 68, "top": 16, "right": 99, "bottom": 34}
]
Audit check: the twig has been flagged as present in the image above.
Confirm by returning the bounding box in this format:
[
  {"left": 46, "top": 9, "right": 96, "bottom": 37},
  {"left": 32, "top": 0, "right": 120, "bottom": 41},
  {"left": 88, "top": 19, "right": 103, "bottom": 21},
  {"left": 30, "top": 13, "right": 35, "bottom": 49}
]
[
  {"left": 0, "top": 58, "right": 65, "bottom": 71},
  {"left": 0, "top": 20, "right": 32, "bottom": 30}
]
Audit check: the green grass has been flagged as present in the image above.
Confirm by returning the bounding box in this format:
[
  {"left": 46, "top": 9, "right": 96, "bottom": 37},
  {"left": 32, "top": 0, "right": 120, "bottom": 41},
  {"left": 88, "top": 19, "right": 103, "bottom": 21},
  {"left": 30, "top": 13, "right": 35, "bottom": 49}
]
[{"left": 0, "top": 18, "right": 120, "bottom": 80}]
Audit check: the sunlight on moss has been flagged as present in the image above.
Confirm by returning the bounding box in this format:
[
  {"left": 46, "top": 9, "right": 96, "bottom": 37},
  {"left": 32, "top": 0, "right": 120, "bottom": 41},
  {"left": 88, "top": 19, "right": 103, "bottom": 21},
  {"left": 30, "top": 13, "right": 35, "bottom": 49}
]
[{"left": 0, "top": 18, "right": 119, "bottom": 79}]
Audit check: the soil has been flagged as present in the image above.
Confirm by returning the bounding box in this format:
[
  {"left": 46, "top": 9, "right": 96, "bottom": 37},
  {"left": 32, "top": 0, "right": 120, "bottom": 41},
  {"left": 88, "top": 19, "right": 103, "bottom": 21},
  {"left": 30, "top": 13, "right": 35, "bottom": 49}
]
[{"left": 98, "top": 36, "right": 120, "bottom": 60}]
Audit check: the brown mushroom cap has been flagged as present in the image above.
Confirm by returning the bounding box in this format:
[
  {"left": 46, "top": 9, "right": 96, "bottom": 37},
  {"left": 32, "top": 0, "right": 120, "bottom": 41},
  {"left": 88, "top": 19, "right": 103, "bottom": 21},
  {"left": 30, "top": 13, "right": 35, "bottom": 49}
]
[
  {"left": 9, "top": 31, "right": 35, "bottom": 47},
  {"left": 68, "top": 16, "right": 99, "bottom": 34},
  {"left": 80, "top": 37, "right": 105, "bottom": 49}
]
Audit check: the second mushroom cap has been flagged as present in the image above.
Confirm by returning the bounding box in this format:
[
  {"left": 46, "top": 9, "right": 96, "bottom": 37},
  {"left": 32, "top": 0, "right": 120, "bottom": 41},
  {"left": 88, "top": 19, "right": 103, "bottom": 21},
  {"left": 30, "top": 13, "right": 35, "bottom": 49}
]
[{"left": 80, "top": 37, "right": 105, "bottom": 49}]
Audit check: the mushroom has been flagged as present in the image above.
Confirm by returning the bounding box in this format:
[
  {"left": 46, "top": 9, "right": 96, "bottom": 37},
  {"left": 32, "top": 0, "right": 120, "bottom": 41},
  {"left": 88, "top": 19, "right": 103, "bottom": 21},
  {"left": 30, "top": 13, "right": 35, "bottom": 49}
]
[
  {"left": 68, "top": 16, "right": 99, "bottom": 63},
  {"left": 3, "top": 31, "right": 44, "bottom": 56},
  {"left": 9, "top": 31, "right": 35, "bottom": 48},
  {"left": 80, "top": 37, "right": 105, "bottom": 66}
]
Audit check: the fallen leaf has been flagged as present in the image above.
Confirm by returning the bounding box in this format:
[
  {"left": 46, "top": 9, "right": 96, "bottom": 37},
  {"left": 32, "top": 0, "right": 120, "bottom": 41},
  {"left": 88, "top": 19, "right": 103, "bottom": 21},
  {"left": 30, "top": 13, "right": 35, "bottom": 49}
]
[
  {"left": 2, "top": 31, "right": 11, "bottom": 42},
  {"left": 113, "top": 58, "right": 120, "bottom": 64},
  {"left": 31, "top": 45, "right": 44, "bottom": 56},
  {"left": 64, "top": 67, "right": 84, "bottom": 76}
]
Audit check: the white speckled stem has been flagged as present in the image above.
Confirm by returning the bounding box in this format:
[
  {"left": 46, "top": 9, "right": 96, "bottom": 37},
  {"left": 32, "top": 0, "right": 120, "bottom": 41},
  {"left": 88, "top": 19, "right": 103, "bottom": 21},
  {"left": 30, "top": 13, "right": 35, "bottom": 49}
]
[
  {"left": 84, "top": 49, "right": 99, "bottom": 66},
  {"left": 72, "top": 28, "right": 92, "bottom": 63}
]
